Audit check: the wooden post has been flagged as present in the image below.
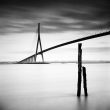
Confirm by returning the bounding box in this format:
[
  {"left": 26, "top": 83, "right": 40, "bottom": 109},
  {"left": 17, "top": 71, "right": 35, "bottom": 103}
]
[
  {"left": 77, "top": 43, "right": 82, "bottom": 97},
  {"left": 82, "top": 66, "right": 88, "bottom": 96}
]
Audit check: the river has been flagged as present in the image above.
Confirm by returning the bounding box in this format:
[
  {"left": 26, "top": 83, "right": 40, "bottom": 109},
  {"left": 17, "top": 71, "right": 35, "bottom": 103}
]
[{"left": 0, "top": 63, "right": 110, "bottom": 110}]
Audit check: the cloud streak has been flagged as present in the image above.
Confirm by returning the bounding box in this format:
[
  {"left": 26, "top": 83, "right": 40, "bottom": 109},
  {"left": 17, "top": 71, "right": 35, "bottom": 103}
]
[{"left": 0, "top": 0, "right": 110, "bottom": 34}]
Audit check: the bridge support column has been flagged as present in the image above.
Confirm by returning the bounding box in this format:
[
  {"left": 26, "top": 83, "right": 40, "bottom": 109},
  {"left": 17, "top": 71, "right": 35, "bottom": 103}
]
[{"left": 35, "top": 23, "right": 44, "bottom": 62}]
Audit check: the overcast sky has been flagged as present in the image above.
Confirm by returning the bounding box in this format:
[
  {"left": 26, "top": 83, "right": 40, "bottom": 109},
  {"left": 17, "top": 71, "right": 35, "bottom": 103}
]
[
  {"left": 0, "top": 0, "right": 110, "bottom": 61},
  {"left": 0, "top": 0, "right": 110, "bottom": 33}
]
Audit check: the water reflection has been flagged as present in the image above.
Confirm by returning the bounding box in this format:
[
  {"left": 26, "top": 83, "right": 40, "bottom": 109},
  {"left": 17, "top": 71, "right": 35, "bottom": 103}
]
[
  {"left": 0, "top": 64, "right": 110, "bottom": 110},
  {"left": 0, "top": 102, "right": 6, "bottom": 110},
  {"left": 76, "top": 97, "right": 88, "bottom": 110}
]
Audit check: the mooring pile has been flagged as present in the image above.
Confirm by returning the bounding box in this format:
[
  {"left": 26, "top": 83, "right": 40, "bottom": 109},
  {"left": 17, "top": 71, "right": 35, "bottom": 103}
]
[{"left": 77, "top": 43, "right": 88, "bottom": 97}]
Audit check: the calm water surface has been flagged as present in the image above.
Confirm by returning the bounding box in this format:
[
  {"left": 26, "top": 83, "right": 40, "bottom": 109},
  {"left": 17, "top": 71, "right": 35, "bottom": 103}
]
[{"left": 0, "top": 64, "right": 110, "bottom": 110}]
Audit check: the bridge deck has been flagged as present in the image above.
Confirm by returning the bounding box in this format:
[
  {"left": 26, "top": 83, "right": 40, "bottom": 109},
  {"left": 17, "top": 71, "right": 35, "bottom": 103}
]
[{"left": 18, "top": 31, "right": 110, "bottom": 63}]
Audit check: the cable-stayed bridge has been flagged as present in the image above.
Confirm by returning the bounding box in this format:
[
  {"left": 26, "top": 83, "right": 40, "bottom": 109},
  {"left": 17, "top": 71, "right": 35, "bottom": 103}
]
[{"left": 18, "top": 23, "right": 110, "bottom": 64}]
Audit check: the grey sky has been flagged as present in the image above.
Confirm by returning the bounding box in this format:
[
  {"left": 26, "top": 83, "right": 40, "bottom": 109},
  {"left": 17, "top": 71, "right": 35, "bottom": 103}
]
[
  {"left": 0, "top": 0, "right": 110, "bottom": 61},
  {"left": 0, "top": 0, "right": 110, "bottom": 34}
]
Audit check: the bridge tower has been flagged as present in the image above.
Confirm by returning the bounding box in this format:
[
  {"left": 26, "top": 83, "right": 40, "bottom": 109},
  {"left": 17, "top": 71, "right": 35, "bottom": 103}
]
[{"left": 35, "top": 23, "right": 44, "bottom": 62}]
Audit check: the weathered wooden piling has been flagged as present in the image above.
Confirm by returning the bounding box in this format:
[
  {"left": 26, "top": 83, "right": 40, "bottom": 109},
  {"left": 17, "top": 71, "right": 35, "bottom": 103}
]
[
  {"left": 82, "top": 66, "right": 88, "bottom": 96},
  {"left": 77, "top": 43, "right": 82, "bottom": 97}
]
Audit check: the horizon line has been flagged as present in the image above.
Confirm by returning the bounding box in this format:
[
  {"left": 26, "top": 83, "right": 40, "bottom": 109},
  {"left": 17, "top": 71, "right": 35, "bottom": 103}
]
[{"left": 0, "top": 60, "right": 110, "bottom": 64}]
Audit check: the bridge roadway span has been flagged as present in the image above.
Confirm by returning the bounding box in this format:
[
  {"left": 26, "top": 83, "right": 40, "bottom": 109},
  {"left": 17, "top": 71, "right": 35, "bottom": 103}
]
[{"left": 19, "top": 31, "right": 110, "bottom": 63}]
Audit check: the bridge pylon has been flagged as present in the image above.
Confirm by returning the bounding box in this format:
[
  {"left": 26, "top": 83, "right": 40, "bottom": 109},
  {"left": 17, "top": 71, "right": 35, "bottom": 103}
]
[{"left": 34, "top": 23, "right": 44, "bottom": 62}]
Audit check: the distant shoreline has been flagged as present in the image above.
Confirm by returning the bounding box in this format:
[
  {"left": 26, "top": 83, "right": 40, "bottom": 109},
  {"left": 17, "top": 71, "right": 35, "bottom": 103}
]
[{"left": 0, "top": 61, "right": 110, "bottom": 64}]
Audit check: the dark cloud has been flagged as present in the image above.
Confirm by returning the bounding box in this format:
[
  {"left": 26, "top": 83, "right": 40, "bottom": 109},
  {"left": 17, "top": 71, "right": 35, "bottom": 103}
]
[{"left": 0, "top": 0, "right": 110, "bottom": 34}]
